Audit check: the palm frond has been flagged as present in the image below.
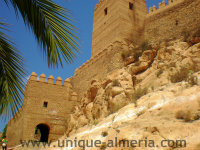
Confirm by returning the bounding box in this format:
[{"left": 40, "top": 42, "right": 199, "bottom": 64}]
[
  {"left": 8, "top": 0, "right": 80, "bottom": 68},
  {"left": 0, "top": 20, "right": 26, "bottom": 119}
]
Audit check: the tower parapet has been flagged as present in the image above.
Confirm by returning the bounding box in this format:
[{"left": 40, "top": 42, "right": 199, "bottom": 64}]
[
  {"left": 29, "top": 72, "right": 72, "bottom": 86},
  {"left": 48, "top": 75, "right": 54, "bottom": 84},
  {"left": 95, "top": 0, "right": 105, "bottom": 11},
  {"left": 40, "top": 74, "right": 46, "bottom": 82},
  {"left": 92, "top": 0, "right": 147, "bottom": 57},
  {"left": 148, "top": 0, "right": 184, "bottom": 14},
  {"left": 30, "top": 72, "right": 37, "bottom": 80}
]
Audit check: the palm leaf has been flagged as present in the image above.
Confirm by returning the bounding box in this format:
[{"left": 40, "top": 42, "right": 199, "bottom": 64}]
[
  {"left": 0, "top": 20, "right": 26, "bottom": 118},
  {"left": 7, "top": 0, "right": 80, "bottom": 68}
]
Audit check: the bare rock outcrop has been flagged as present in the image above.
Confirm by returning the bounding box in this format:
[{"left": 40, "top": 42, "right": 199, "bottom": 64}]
[{"left": 61, "top": 41, "right": 200, "bottom": 150}]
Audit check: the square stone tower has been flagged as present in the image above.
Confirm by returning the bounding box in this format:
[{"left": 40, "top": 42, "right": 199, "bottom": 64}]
[
  {"left": 92, "top": 0, "right": 147, "bottom": 57},
  {"left": 6, "top": 73, "right": 78, "bottom": 147}
]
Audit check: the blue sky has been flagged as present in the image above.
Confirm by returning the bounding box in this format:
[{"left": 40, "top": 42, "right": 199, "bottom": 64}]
[{"left": 0, "top": 0, "right": 164, "bottom": 132}]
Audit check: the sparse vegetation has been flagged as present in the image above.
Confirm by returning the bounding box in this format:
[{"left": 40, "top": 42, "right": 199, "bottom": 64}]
[
  {"left": 170, "top": 67, "right": 189, "bottom": 83},
  {"left": 170, "top": 67, "right": 198, "bottom": 86},
  {"left": 169, "top": 62, "right": 176, "bottom": 68},
  {"left": 175, "top": 110, "right": 185, "bottom": 120},
  {"left": 134, "top": 50, "right": 143, "bottom": 61},
  {"left": 181, "top": 29, "right": 200, "bottom": 46},
  {"left": 193, "top": 113, "right": 200, "bottom": 121},
  {"left": 181, "top": 30, "right": 190, "bottom": 43},
  {"left": 131, "top": 87, "right": 148, "bottom": 107},
  {"left": 101, "top": 131, "right": 108, "bottom": 137},
  {"left": 132, "top": 76, "right": 142, "bottom": 86},
  {"left": 187, "top": 74, "right": 198, "bottom": 86},
  {"left": 156, "top": 69, "right": 164, "bottom": 77},
  {"left": 192, "top": 28, "right": 200, "bottom": 38},
  {"left": 175, "top": 110, "right": 194, "bottom": 122},
  {"left": 137, "top": 109, "right": 146, "bottom": 117},
  {"left": 183, "top": 110, "right": 192, "bottom": 122},
  {"left": 121, "top": 50, "right": 134, "bottom": 60},
  {"left": 112, "top": 80, "right": 121, "bottom": 87},
  {"left": 90, "top": 119, "right": 99, "bottom": 126},
  {"left": 134, "top": 41, "right": 153, "bottom": 61},
  {"left": 122, "top": 41, "right": 153, "bottom": 62},
  {"left": 139, "top": 41, "right": 153, "bottom": 51},
  {"left": 132, "top": 76, "right": 137, "bottom": 86}
]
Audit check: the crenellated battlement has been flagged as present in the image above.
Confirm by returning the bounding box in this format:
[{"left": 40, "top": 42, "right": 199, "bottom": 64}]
[
  {"left": 94, "top": 0, "right": 105, "bottom": 11},
  {"left": 148, "top": 0, "right": 184, "bottom": 14},
  {"left": 29, "top": 72, "right": 72, "bottom": 86}
]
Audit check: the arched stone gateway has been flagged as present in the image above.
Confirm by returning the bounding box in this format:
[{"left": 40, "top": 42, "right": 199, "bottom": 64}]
[{"left": 35, "top": 124, "right": 50, "bottom": 142}]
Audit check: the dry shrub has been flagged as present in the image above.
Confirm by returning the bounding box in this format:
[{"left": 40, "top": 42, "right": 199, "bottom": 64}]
[
  {"left": 175, "top": 110, "right": 185, "bottom": 119},
  {"left": 101, "top": 131, "right": 108, "bottom": 137},
  {"left": 112, "top": 79, "right": 121, "bottom": 87},
  {"left": 156, "top": 69, "right": 164, "bottom": 77},
  {"left": 184, "top": 110, "right": 192, "bottom": 122},
  {"left": 132, "top": 87, "right": 148, "bottom": 106},
  {"left": 181, "top": 29, "right": 200, "bottom": 46},
  {"left": 121, "top": 50, "right": 133, "bottom": 60},
  {"left": 170, "top": 67, "right": 189, "bottom": 83},
  {"left": 193, "top": 28, "right": 200, "bottom": 38},
  {"left": 139, "top": 41, "right": 153, "bottom": 51},
  {"left": 130, "top": 40, "right": 153, "bottom": 61},
  {"left": 175, "top": 110, "right": 192, "bottom": 122},
  {"left": 181, "top": 30, "right": 191, "bottom": 43},
  {"left": 193, "top": 113, "right": 200, "bottom": 121},
  {"left": 187, "top": 75, "right": 198, "bottom": 86},
  {"left": 134, "top": 50, "right": 143, "bottom": 61}
]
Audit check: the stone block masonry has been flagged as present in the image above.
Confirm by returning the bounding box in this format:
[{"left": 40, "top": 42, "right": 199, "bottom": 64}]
[
  {"left": 6, "top": 73, "right": 78, "bottom": 147},
  {"left": 5, "top": 0, "right": 200, "bottom": 147},
  {"left": 145, "top": 0, "right": 200, "bottom": 43}
]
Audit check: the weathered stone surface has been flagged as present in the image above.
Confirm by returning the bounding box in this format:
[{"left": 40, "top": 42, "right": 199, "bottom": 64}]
[
  {"left": 7, "top": 0, "right": 200, "bottom": 149},
  {"left": 111, "top": 87, "right": 124, "bottom": 97}
]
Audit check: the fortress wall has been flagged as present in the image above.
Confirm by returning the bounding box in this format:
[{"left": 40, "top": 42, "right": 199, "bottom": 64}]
[
  {"left": 92, "top": 0, "right": 126, "bottom": 57},
  {"left": 21, "top": 77, "right": 77, "bottom": 142},
  {"left": 6, "top": 109, "right": 24, "bottom": 147},
  {"left": 92, "top": 0, "right": 146, "bottom": 57},
  {"left": 6, "top": 75, "right": 78, "bottom": 146},
  {"left": 144, "top": 0, "right": 200, "bottom": 43},
  {"left": 71, "top": 41, "right": 128, "bottom": 97}
]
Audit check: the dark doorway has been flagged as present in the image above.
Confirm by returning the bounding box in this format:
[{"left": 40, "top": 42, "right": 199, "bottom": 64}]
[{"left": 35, "top": 124, "right": 50, "bottom": 142}]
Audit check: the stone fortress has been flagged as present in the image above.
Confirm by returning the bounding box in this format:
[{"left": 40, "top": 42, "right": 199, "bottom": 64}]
[{"left": 6, "top": 0, "right": 200, "bottom": 147}]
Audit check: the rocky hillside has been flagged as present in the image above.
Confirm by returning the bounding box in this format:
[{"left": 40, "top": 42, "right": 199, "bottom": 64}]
[{"left": 15, "top": 41, "right": 200, "bottom": 150}]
